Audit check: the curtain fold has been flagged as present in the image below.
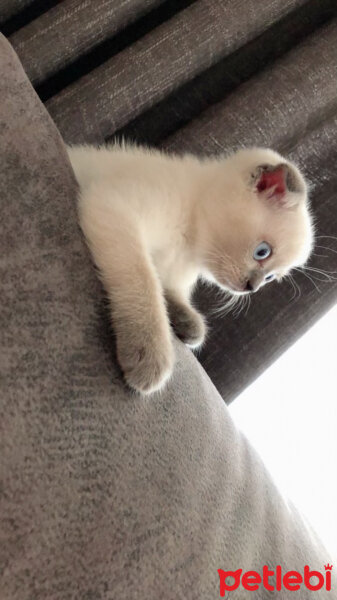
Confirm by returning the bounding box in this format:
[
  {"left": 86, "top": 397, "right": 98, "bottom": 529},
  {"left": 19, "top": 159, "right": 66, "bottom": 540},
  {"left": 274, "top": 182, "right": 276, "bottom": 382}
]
[
  {"left": 164, "top": 19, "right": 337, "bottom": 155},
  {"left": 41, "top": 0, "right": 308, "bottom": 144},
  {"left": 9, "top": 0, "right": 166, "bottom": 86}
]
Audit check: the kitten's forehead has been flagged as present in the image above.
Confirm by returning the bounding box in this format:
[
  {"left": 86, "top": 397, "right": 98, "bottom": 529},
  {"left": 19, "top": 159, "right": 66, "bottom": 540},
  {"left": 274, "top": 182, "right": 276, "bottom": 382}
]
[
  {"left": 264, "top": 203, "right": 314, "bottom": 269},
  {"left": 232, "top": 147, "right": 285, "bottom": 172}
]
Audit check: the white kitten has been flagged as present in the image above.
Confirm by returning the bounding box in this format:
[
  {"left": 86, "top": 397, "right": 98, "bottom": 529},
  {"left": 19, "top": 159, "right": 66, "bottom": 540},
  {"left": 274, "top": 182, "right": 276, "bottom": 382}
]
[{"left": 67, "top": 144, "right": 313, "bottom": 395}]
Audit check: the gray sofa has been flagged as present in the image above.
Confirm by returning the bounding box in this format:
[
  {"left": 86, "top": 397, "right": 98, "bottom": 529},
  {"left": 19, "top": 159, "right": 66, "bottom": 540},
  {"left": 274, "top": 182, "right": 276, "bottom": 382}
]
[{"left": 0, "top": 32, "right": 336, "bottom": 600}]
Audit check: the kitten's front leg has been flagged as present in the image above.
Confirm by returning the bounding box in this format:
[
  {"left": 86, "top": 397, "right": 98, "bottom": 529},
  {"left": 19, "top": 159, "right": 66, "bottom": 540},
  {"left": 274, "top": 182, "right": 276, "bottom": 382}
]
[
  {"left": 165, "top": 291, "right": 207, "bottom": 348},
  {"left": 79, "top": 197, "right": 174, "bottom": 394}
]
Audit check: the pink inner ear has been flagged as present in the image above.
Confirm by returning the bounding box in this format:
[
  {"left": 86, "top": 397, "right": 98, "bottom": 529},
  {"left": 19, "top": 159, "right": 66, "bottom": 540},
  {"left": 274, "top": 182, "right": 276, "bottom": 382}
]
[{"left": 257, "top": 168, "right": 286, "bottom": 198}]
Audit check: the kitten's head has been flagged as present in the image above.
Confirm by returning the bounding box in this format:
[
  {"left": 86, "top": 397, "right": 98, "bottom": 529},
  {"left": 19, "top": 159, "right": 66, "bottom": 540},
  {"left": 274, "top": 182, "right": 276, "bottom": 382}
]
[{"left": 201, "top": 148, "right": 313, "bottom": 294}]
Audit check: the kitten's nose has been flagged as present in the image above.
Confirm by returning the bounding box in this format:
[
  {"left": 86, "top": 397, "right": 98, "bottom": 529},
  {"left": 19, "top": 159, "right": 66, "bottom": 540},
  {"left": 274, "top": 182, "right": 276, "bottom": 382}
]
[{"left": 245, "top": 280, "right": 254, "bottom": 292}]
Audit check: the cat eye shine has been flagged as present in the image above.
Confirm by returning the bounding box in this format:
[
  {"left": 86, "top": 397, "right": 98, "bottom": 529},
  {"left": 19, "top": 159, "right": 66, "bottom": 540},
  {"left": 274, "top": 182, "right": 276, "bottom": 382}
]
[
  {"left": 265, "top": 274, "right": 275, "bottom": 282},
  {"left": 253, "top": 242, "right": 272, "bottom": 261}
]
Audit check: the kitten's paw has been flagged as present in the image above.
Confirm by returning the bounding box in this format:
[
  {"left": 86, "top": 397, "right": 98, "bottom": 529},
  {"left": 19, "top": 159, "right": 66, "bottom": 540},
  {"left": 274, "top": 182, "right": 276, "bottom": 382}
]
[
  {"left": 168, "top": 299, "right": 207, "bottom": 348},
  {"left": 117, "top": 334, "right": 174, "bottom": 395}
]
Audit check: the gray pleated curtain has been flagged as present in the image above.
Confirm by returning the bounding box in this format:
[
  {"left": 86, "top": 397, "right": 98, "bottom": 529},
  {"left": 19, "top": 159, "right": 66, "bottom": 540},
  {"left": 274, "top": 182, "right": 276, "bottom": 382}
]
[{"left": 1, "top": 0, "right": 337, "bottom": 402}]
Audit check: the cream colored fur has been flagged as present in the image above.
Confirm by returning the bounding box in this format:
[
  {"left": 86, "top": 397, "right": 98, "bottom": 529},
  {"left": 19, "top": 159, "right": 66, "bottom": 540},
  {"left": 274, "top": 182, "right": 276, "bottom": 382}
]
[{"left": 67, "top": 144, "right": 313, "bottom": 395}]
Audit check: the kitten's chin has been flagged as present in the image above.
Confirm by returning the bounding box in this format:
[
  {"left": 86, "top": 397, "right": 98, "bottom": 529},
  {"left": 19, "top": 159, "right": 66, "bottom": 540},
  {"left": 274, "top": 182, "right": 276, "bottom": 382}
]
[
  {"left": 230, "top": 289, "right": 249, "bottom": 296},
  {"left": 204, "top": 269, "right": 247, "bottom": 295},
  {"left": 226, "top": 287, "right": 250, "bottom": 297},
  {"left": 214, "top": 275, "right": 246, "bottom": 294}
]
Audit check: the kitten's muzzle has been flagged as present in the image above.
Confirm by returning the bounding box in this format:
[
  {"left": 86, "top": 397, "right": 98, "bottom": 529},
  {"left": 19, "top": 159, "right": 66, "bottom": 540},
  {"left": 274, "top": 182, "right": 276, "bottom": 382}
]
[{"left": 245, "top": 271, "right": 265, "bottom": 292}]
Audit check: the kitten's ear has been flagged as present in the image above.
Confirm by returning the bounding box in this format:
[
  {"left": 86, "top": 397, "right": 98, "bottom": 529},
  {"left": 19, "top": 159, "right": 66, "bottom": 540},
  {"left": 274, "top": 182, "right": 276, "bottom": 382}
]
[{"left": 254, "top": 162, "right": 306, "bottom": 207}]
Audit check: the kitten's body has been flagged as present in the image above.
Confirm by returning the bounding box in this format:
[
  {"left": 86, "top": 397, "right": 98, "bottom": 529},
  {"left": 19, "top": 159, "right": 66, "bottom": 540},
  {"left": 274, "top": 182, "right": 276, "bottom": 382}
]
[
  {"left": 69, "top": 145, "right": 205, "bottom": 293},
  {"left": 68, "top": 144, "right": 313, "bottom": 394}
]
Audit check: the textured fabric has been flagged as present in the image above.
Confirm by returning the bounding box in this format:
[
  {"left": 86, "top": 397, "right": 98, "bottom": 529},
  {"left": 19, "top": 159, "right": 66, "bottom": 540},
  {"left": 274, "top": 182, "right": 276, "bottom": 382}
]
[
  {"left": 9, "top": 0, "right": 165, "bottom": 86},
  {"left": 164, "top": 19, "right": 337, "bottom": 155},
  {"left": 0, "top": 37, "right": 334, "bottom": 599},
  {"left": 114, "top": 0, "right": 337, "bottom": 145},
  {"left": 42, "top": 0, "right": 308, "bottom": 144}
]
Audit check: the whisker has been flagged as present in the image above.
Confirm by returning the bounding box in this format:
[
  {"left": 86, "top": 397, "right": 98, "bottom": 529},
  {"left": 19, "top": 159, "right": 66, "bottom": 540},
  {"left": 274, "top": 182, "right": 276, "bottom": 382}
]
[
  {"left": 244, "top": 294, "right": 251, "bottom": 316},
  {"left": 301, "top": 266, "right": 337, "bottom": 281},
  {"left": 291, "top": 273, "right": 302, "bottom": 300},
  {"left": 315, "top": 245, "right": 337, "bottom": 256},
  {"left": 293, "top": 268, "right": 321, "bottom": 293},
  {"left": 287, "top": 274, "right": 300, "bottom": 301},
  {"left": 287, "top": 275, "right": 296, "bottom": 301},
  {"left": 210, "top": 289, "right": 251, "bottom": 319},
  {"left": 210, "top": 293, "right": 237, "bottom": 316},
  {"left": 316, "top": 235, "right": 337, "bottom": 242},
  {"left": 233, "top": 295, "right": 246, "bottom": 318},
  {"left": 304, "top": 265, "right": 337, "bottom": 275}
]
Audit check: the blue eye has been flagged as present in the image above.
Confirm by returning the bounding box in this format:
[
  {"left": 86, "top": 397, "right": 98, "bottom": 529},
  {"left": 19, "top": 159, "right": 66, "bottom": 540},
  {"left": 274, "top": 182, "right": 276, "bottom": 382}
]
[
  {"left": 265, "top": 274, "right": 275, "bottom": 282},
  {"left": 253, "top": 242, "right": 272, "bottom": 261}
]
